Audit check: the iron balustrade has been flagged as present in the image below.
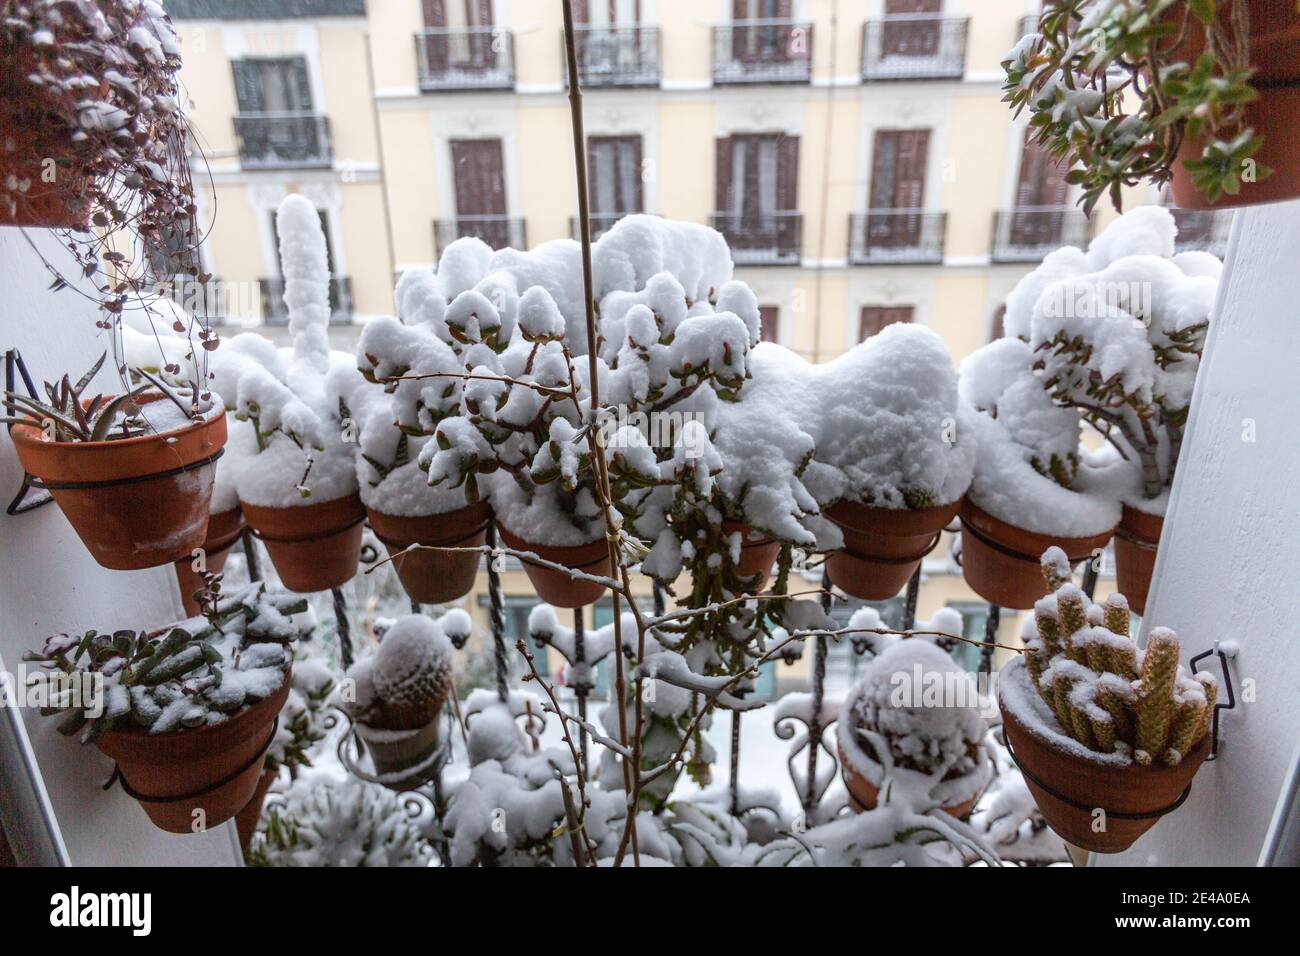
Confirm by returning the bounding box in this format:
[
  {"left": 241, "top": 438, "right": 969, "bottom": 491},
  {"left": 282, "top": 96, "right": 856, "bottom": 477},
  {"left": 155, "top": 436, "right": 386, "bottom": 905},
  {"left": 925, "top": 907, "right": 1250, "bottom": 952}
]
[
  {"left": 1171, "top": 208, "right": 1234, "bottom": 258},
  {"left": 569, "top": 212, "right": 633, "bottom": 242},
  {"left": 711, "top": 211, "right": 802, "bottom": 265},
  {"left": 565, "top": 25, "right": 660, "bottom": 88},
  {"left": 712, "top": 20, "right": 813, "bottom": 85},
  {"left": 233, "top": 112, "right": 332, "bottom": 169},
  {"left": 849, "top": 210, "right": 947, "bottom": 264},
  {"left": 990, "top": 207, "right": 1091, "bottom": 262},
  {"left": 415, "top": 27, "right": 515, "bottom": 91},
  {"left": 861, "top": 16, "right": 969, "bottom": 81},
  {"left": 433, "top": 216, "right": 527, "bottom": 257},
  {"left": 259, "top": 275, "right": 354, "bottom": 325}
]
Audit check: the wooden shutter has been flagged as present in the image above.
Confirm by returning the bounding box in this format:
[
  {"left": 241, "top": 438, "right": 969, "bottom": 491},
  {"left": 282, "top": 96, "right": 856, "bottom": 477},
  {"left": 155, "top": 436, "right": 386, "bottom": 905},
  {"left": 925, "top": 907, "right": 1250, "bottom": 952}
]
[
  {"left": 759, "top": 306, "right": 779, "bottom": 342},
  {"left": 289, "top": 57, "right": 312, "bottom": 111},
  {"left": 715, "top": 137, "right": 734, "bottom": 214},
  {"left": 860, "top": 305, "right": 914, "bottom": 340},
  {"left": 231, "top": 60, "right": 264, "bottom": 113},
  {"left": 452, "top": 139, "right": 506, "bottom": 216},
  {"left": 870, "top": 129, "right": 932, "bottom": 210},
  {"left": 572, "top": 0, "right": 589, "bottom": 23},
  {"left": 883, "top": 0, "right": 942, "bottom": 57},
  {"left": 777, "top": 135, "right": 799, "bottom": 211},
  {"left": 1011, "top": 130, "right": 1069, "bottom": 246}
]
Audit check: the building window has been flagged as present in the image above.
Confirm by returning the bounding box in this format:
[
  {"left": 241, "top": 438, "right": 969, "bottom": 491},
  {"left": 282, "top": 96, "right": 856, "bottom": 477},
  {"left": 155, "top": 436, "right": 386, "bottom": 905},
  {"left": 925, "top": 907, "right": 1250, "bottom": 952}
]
[
  {"left": 860, "top": 305, "right": 914, "bottom": 341},
  {"left": 434, "top": 138, "right": 526, "bottom": 256},
  {"left": 582, "top": 135, "right": 643, "bottom": 238},
  {"left": 991, "top": 130, "right": 1089, "bottom": 261},
  {"left": 416, "top": 0, "right": 514, "bottom": 91},
  {"left": 759, "top": 305, "right": 779, "bottom": 343},
  {"left": 230, "top": 56, "right": 331, "bottom": 169},
  {"left": 713, "top": 133, "right": 801, "bottom": 264}
]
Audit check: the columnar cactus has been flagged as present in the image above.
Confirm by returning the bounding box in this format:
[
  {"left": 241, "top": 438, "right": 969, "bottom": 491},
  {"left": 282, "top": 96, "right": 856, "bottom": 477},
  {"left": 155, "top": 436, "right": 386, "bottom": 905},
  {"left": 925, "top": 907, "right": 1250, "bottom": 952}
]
[{"left": 1022, "top": 547, "right": 1216, "bottom": 766}]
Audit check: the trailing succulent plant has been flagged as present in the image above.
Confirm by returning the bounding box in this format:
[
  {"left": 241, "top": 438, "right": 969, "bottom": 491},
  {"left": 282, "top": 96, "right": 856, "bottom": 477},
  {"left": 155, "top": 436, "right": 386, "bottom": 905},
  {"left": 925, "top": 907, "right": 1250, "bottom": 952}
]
[
  {"left": 1005, "top": 0, "right": 1266, "bottom": 211},
  {"left": 1023, "top": 547, "right": 1216, "bottom": 765},
  {"left": 25, "top": 583, "right": 309, "bottom": 742},
  {"left": 345, "top": 615, "right": 453, "bottom": 731}
]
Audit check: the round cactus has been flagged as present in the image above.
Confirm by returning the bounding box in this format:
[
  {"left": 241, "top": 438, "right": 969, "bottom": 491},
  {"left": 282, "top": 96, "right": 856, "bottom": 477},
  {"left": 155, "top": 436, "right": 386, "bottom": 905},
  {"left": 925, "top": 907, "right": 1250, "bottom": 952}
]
[{"left": 370, "top": 615, "right": 454, "bottom": 730}]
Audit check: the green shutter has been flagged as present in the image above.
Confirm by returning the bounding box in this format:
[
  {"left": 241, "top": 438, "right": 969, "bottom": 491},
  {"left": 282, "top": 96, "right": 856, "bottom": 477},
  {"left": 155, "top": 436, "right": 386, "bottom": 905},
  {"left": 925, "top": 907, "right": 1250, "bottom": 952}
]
[{"left": 231, "top": 59, "right": 264, "bottom": 113}]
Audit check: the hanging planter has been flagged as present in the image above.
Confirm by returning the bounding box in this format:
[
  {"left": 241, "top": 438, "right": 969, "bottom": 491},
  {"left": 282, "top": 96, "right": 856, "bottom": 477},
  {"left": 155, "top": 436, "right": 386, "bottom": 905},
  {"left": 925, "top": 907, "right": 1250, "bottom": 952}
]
[
  {"left": 825, "top": 499, "right": 960, "bottom": 601},
  {"left": 175, "top": 506, "right": 245, "bottom": 616},
  {"left": 5, "top": 365, "right": 227, "bottom": 570},
  {"left": 0, "top": 119, "right": 91, "bottom": 228},
  {"left": 721, "top": 520, "right": 780, "bottom": 592},
  {"left": 234, "top": 768, "right": 279, "bottom": 851},
  {"left": 241, "top": 493, "right": 366, "bottom": 594},
  {"left": 367, "top": 502, "right": 493, "bottom": 604},
  {"left": 1113, "top": 505, "right": 1163, "bottom": 617},
  {"left": 496, "top": 524, "right": 610, "bottom": 609}
]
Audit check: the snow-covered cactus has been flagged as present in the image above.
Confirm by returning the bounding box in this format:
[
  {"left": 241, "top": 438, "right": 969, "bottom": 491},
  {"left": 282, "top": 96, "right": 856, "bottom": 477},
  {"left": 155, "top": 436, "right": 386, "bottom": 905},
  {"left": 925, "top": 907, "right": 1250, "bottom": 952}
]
[
  {"left": 346, "top": 615, "right": 453, "bottom": 731},
  {"left": 1023, "top": 547, "right": 1215, "bottom": 766}
]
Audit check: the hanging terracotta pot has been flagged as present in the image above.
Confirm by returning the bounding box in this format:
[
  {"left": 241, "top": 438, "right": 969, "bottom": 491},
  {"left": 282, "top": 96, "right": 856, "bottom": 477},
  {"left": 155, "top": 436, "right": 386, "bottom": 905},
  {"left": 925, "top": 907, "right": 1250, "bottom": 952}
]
[
  {"left": 95, "top": 672, "right": 290, "bottom": 835},
  {"left": 367, "top": 501, "right": 492, "bottom": 604},
  {"left": 959, "top": 500, "right": 1114, "bottom": 610},
  {"left": 1169, "top": 0, "right": 1300, "bottom": 209},
  {"left": 998, "top": 658, "right": 1210, "bottom": 853},
  {"left": 354, "top": 717, "right": 444, "bottom": 791},
  {"left": 9, "top": 397, "right": 227, "bottom": 570},
  {"left": 175, "top": 507, "right": 245, "bottom": 616},
  {"left": 234, "top": 768, "right": 278, "bottom": 851},
  {"left": 1113, "top": 505, "right": 1162, "bottom": 617},
  {"left": 240, "top": 492, "right": 365, "bottom": 593},
  {"left": 721, "top": 520, "right": 780, "bottom": 592},
  {"left": 825, "top": 499, "right": 960, "bottom": 601},
  {"left": 837, "top": 741, "right": 981, "bottom": 819},
  {"left": 495, "top": 524, "right": 610, "bottom": 608}
]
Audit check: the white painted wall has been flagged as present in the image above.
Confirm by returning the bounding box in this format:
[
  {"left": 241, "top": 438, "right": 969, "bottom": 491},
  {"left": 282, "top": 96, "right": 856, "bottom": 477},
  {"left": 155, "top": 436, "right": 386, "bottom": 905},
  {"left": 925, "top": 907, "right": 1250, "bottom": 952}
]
[
  {"left": 1097, "top": 200, "right": 1300, "bottom": 866},
  {"left": 0, "top": 229, "right": 239, "bottom": 866}
]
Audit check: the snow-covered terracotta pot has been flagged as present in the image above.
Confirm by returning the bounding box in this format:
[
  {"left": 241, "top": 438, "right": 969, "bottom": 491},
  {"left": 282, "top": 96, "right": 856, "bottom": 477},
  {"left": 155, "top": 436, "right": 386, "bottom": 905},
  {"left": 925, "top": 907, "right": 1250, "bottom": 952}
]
[
  {"left": 998, "top": 657, "right": 1210, "bottom": 854},
  {"left": 836, "top": 740, "right": 981, "bottom": 819},
  {"left": 175, "top": 506, "right": 245, "bottom": 616},
  {"left": 825, "top": 499, "right": 961, "bottom": 601},
  {"left": 495, "top": 524, "right": 610, "bottom": 608},
  {"left": 240, "top": 493, "right": 366, "bottom": 593},
  {"left": 721, "top": 520, "right": 780, "bottom": 592},
  {"left": 1169, "top": 0, "right": 1300, "bottom": 209},
  {"left": 1113, "top": 505, "right": 1162, "bottom": 617},
  {"left": 9, "top": 395, "right": 227, "bottom": 570},
  {"left": 367, "top": 502, "right": 492, "bottom": 604},
  {"left": 959, "top": 500, "right": 1114, "bottom": 610},
  {"left": 234, "top": 768, "right": 278, "bottom": 850},
  {"left": 95, "top": 670, "right": 291, "bottom": 835},
  {"left": 355, "top": 717, "right": 444, "bottom": 791}
]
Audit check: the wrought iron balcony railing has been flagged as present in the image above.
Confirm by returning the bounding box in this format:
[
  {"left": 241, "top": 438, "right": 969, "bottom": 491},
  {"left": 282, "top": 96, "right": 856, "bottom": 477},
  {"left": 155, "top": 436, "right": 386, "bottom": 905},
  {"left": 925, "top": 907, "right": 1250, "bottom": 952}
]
[
  {"left": 712, "top": 21, "right": 813, "bottom": 85},
  {"left": 849, "top": 210, "right": 947, "bottom": 264},
  {"left": 565, "top": 25, "right": 660, "bottom": 88},
  {"left": 711, "top": 211, "right": 802, "bottom": 265},
  {"left": 990, "top": 207, "right": 1091, "bottom": 262},
  {"left": 569, "top": 212, "right": 633, "bottom": 242},
  {"left": 1171, "top": 208, "right": 1234, "bottom": 258},
  {"left": 415, "top": 27, "right": 514, "bottom": 91},
  {"left": 433, "top": 216, "right": 527, "bottom": 258},
  {"left": 861, "top": 16, "right": 969, "bottom": 81},
  {"left": 233, "top": 113, "right": 332, "bottom": 169},
  {"left": 259, "top": 275, "right": 354, "bottom": 325}
]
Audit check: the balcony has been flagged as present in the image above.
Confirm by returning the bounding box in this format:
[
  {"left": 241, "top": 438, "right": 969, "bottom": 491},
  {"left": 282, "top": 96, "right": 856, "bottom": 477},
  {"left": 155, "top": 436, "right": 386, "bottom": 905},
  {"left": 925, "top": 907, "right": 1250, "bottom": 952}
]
[
  {"left": 1171, "top": 208, "right": 1234, "bottom": 258},
  {"left": 570, "top": 212, "right": 633, "bottom": 242},
  {"left": 990, "top": 207, "right": 1091, "bottom": 262},
  {"left": 1016, "top": 13, "right": 1039, "bottom": 43},
  {"left": 849, "top": 211, "right": 947, "bottom": 265},
  {"left": 862, "top": 16, "right": 969, "bottom": 81},
  {"left": 259, "top": 275, "right": 353, "bottom": 325},
  {"left": 433, "top": 216, "right": 527, "bottom": 257},
  {"left": 566, "top": 25, "right": 660, "bottom": 88},
  {"left": 711, "top": 211, "right": 802, "bottom": 265},
  {"left": 233, "top": 113, "right": 332, "bottom": 170},
  {"left": 415, "top": 27, "right": 514, "bottom": 92},
  {"left": 712, "top": 21, "right": 813, "bottom": 86}
]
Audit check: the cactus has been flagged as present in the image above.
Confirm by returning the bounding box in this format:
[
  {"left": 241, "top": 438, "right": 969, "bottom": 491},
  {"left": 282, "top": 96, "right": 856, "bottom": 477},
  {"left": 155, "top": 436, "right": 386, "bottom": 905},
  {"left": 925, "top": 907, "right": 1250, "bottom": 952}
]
[
  {"left": 1025, "top": 554, "right": 1214, "bottom": 766},
  {"left": 351, "top": 615, "right": 454, "bottom": 731}
]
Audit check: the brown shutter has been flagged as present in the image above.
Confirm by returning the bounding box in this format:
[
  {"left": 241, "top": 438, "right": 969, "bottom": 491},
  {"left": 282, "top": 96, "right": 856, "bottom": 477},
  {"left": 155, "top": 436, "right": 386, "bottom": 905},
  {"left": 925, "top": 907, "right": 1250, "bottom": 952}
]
[
  {"left": 423, "top": 0, "right": 445, "bottom": 27},
  {"left": 777, "top": 134, "right": 799, "bottom": 211},
  {"left": 759, "top": 306, "right": 778, "bottom": 342},
  {"left": 716, "top": 136, "right": 733, "bottom": 214},
  {"left": 860, "top": 305, "right": 914, "bottom": 340},
  {"left": 572, "top": 0, "right": 589, "bottom": 24},
  {"left": 629, "top": 135, "right": 644, "bottom": 212}
]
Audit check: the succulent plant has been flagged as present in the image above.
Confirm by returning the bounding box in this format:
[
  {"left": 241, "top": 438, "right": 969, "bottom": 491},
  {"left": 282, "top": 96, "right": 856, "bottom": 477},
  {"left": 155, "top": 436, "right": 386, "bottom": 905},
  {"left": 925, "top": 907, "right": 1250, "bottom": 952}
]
[{"left": 1024, "top": 548, "right": 1216, "bottom": 765}]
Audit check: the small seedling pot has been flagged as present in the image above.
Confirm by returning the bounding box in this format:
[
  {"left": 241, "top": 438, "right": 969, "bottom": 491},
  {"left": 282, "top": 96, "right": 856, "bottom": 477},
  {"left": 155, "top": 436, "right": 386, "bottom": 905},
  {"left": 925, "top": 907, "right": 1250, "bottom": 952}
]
[
  {"left": 9, "top": 396, "right": 227, "bottom": 570},
  {"left": 367, "top": 501, "right": 492, "bottom": 604},
  {"left": 998, "top": 657, "right": 1211, "bottom": 854},
  {"left": 825, "top": 499, "right": 960, "bottom": 601},
  {"left": 959, "top": 500, "right": 1114, "bottom": 610},
  {"left": 496, "top": 524, "right": 610, "bottom": 608},
  {"left": 95, "top": 671, "right": 290, "bottom": 835},
  {"left": 721, "top": 520, "right": 781, "bottom": 592},
  {"left": 240, "top": 492, "right": 366, "bottom": 593},
  {"left": 175, "top": 506, "right": 245, "bottom": 616},
  {"left": 1113, "top": 505, "right": 1162, "bottom": 617}
]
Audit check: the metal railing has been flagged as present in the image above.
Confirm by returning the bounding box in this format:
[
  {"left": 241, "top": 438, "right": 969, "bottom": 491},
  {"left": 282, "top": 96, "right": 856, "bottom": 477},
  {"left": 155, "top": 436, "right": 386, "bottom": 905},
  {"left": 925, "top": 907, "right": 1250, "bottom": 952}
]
[
  {"left": 565, "top": 25, "right": 660, "bottom": 87},
  {"left": 259, "top": 275, "right": 353, "bottom": 325},
  {"left": 711, "top": 211, "right": 802, "bottom": 265},
  {"left": 433, "top": 216, "right": 527, "bottom": 257},
  {"left": 861, "top": 16, "right": 969, "bottom": 81},
  {"left": 569, "top": 212, "right": 633, "bottom": 242},
  {"left": 233, "top": 113, "right": 332, "bottom": 169},
  {"left": 1171, "top": 208, "right": 1234, "bottom": 258},
  {"left": 415, "top": 27, "right": 514, "bottom": 91},
  {"left": 712, "top": 20, "right": 813, "bottom": 85},
  {"left": 849, "top": 210, "right": 947, "bottom": 264},
  {"left": 990, "top": 207, "right": 1091, "bottom": 262}
]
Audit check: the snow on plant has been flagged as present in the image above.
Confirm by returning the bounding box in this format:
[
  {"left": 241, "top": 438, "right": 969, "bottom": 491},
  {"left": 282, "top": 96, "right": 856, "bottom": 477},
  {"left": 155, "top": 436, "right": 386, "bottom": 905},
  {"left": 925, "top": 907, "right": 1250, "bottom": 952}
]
[
  {"left": 344, "top": 615, "right": 453, "bottom": 732},
  {"left": 25, "top": 583, "right": 309, "bottom": 741},
  {"left": 1023, "top": 548, "right": 1216, "bottom": 765},
  {"left": 213, "top": 195, "right": 366, "bottom": 506},
  {"left": 266, "top": 643, "right": 337, "bottom": 774},
  {"left": 1005, "top": 0, "right": 1265, "bottom": 210}
]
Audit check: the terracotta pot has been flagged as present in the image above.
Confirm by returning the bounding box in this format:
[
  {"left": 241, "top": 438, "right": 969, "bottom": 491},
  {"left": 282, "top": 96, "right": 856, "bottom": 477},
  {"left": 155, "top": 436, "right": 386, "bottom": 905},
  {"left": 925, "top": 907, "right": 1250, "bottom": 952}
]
[
  {"left": 95, "top": 670, "right": 290, "bottom": 835},
  {"left": 1113, "top": 505, "right": 1162, "bottom": 617},
  {"left": 721, "top": 520, "right": 780, "bottom": 592},
  {"left": 837, "top": 741, "right": 980, "bottom": 819},
  {"left": 1169, "top": 0, "right": 1300, "bottom": 209},
  {"left": 355, "top": 716, "right": 443, "bottom": 791},
  {"left": 9, "top": 397, "right": 227, "bottom": 570},
  {"left": 234, "top": 768, "right": 278, "bottom": 851},
  {"left": 825, "top": 499, "right": 960, "bottom": 601},
  {"left": 959, "top": 500, "right": 1114, "bottom": 610},
  {"left": 367, "top": 502, "right": 492, "bottom": 604},
  {"left": 496, "top": 524, "right": 610, "bottom": 608},
  {"left": 175, "top": 507, "right": 245, "bottom": 616},
  {"left": 999, "top": 659, "right": 1210, "bottom": 853},
  {"left": 240, "top": 492, "right": 365, "bottom": 593}
]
